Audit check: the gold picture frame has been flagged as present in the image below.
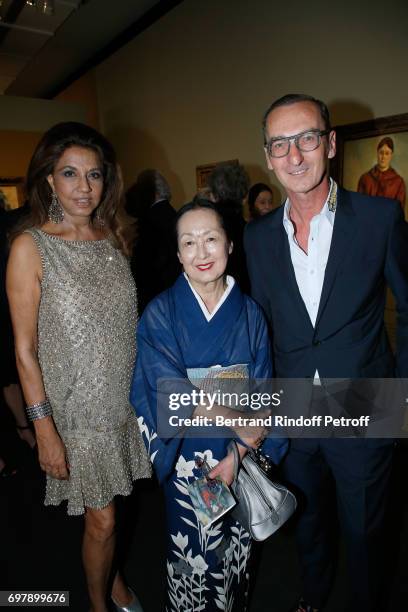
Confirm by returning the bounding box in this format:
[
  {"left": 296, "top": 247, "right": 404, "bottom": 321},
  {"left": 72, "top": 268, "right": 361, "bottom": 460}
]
[
  {"left": 0, "top": 177, "right": 25, "bottom": 210},
  {"left": 330, "top": 113, "right": 408, "bottom": 216}
]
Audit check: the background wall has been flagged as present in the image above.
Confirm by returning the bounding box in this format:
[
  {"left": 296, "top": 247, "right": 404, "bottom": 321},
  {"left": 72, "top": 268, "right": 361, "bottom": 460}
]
[
  {"left": 0, "top": 131, "right": 42, "bottom": 178},
  {"left": 0, "top": 95, "right": 86, "bottom": 132},
  {"left": 55, "top": 72, "right": 100, "bottom": 130},
  {"left": 94, "top": 0, "right": 408, "bottom": 207},
  {"left": 0, "top": 96, "right": 87, "bottom": 182}
]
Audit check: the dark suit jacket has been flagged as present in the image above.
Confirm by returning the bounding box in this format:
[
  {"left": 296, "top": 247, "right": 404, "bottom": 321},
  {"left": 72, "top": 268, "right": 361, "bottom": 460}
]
[
  {"left": 244, "top": 188, "right": 408, "bottom": 380},
  {"left": 131, "top": 199, "right": 181, "bottom": 313}
]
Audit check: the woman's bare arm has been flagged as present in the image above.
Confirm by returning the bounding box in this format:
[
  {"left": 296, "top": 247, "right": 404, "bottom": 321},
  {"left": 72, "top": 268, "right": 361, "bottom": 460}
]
[{"left": 6, "top": 234, "right": 68, "bottom": 479}]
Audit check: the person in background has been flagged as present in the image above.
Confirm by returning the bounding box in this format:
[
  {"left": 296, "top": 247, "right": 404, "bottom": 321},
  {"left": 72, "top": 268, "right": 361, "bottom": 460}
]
[
  {"left": 0, "top": 204, "right": 36, "bottom": 477},
  {"left": 358, "top": 136, "right": 406, "bottom": 210},
  {"left": 7, "top": 122, "right": 151, "bottom": 612},
  {"left": 126, "top": 169, "right": 180, "bottom": 313},
  {"left": 247, "top": 182, "right": 274, "bottom": 219},
  {"left": 131, "top": 198, "right": 287, "bottom": 612},
  {"left": 245, "top": 93, "right": 407, "bottom": 612},
  {"left": 207, "top": 162, "right": 250, "bottom": 294}
]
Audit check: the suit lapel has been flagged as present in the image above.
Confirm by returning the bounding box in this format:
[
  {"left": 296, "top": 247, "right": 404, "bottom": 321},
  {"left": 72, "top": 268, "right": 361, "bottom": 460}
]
[
  {"left": 315, "top": 188, "right": 357, "bottom": 327},
  {"left": 269, "top": 210, "right": 314, "bottom": 330}
]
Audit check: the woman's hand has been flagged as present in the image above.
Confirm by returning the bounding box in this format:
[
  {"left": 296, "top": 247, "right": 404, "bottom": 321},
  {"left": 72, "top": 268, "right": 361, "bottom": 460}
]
[
  {"left": 230, "top": 409, "right": 271, "bottom": 449},
  {"left": 194, "top": 402, "right": 270, "bottom": 451},
  {"left": 36, "top": 428, "right": 69, "bottom": 480},
  {"left": 208, "top": 443, "right": 247, "bottom": 486}
]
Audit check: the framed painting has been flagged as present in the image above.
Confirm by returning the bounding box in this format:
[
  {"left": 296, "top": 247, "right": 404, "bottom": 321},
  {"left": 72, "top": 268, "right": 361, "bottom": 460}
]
[
  {"left": 196, "top": 159, "right": 239, "bottom": 191},
  {"left": 330, "top": 112, "right": 408, "bottom": 350},
  {"left": 330, "top": 113, "right": 408, "bottom": 216},
  {"left": 0, "top": 177, "right": 25, "bottom": 210}
]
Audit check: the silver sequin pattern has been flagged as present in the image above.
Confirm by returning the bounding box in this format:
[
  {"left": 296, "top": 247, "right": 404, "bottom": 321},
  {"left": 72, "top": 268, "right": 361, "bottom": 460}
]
[{"left": 28, "top": 229, "right": 151, "bottom": 515}]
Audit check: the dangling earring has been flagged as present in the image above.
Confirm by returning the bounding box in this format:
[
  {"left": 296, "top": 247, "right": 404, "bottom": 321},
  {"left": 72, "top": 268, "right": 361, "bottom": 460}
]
[
  {"left": 48, "top": 191, "right": 64, "bottom": 224},
  {"left": 95, "top": 206, "right": 105, "bottom": 226}
]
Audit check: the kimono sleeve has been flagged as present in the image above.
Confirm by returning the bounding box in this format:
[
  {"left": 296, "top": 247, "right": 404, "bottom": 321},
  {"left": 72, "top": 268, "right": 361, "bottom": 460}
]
[
  {"left": 249, "top": 299, "right": 273, "bottom": 379},
  {"left": 247, "top": 300, "right": 288, "bottom": 463},
  {"left": 130, "top": 294, "right": 199, "bottom": 482}
]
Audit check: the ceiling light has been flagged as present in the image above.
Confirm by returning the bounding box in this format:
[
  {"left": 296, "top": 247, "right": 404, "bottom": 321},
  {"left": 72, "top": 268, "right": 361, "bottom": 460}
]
[{"left": 36, "top": 0, "right": 55, "bottom": 15}]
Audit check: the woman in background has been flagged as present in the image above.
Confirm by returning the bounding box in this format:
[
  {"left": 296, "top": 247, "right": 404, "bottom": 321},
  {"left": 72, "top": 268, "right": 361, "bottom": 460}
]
[
  {"left": 247, "top": 182, "right": 274, "bottom": 219},
  {"left": 7, "top": 122, "right": 151, "bottom": 612},
  {"left": 0, "top": 203, "right": 36, "bottom": 477}
]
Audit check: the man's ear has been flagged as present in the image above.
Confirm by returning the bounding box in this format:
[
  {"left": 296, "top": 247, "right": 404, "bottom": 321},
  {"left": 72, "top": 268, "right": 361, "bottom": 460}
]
[
  {"left": 228, "top": 241, "right": 233, "bottom": 255},
  {"left": 264, "top": 147, "right": 274, "bottom": 171},
  {"left": 327, "top": 130, "right": 336, "bottom": 160}
]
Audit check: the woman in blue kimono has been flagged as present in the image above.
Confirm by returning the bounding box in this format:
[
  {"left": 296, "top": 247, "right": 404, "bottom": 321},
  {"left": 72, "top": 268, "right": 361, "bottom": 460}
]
[{"left": 130, "top": 199, "right": 287, "bottom": 611}]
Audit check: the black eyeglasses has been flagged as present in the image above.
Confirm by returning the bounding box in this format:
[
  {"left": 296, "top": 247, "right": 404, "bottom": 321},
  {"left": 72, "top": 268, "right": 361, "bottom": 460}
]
[{"left": 265, "top": 129, "right": 331, "bottom": 158}]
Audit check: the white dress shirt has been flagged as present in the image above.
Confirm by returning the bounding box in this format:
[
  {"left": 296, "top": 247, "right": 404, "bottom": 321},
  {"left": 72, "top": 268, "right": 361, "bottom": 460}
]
[{"left": 283, "top": 179, "right": 337, "bottom": 380}]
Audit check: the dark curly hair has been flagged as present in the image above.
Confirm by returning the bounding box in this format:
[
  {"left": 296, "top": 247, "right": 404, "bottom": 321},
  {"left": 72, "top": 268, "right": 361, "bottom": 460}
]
[{"left": 206, "top": 163, "right": 249, "bottom": 209}]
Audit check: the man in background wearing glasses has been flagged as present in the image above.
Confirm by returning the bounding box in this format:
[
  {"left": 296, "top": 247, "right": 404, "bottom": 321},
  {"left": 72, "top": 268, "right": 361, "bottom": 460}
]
[{"left": 244, "top": 94, "right": 408, "bottom": 612}]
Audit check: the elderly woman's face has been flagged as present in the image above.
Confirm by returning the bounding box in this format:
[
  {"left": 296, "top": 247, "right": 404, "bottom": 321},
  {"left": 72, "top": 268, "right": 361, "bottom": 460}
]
[
  {"left": 177, "top": 208, "right": 232, "bottom": 288},
  {"left": 377, "top": 144, "right": 393, "bottom": 172}
]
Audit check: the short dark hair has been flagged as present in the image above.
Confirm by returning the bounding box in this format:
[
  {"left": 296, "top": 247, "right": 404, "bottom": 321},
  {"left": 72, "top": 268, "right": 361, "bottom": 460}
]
[
  {"left": 377, "top": 137, "right": 394, "bottom": 152},
  {"left": 175, "top": 197, "right": 230, "bottom": 242},
  {"left": 126, "top": 169, "right": 171, "bottom": 218},
  {"left": 262, "top": 94, "right": 331, "bottom": 144}
]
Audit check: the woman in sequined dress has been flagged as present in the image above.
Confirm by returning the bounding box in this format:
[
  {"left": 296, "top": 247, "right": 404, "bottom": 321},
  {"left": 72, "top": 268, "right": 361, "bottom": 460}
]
[{"left": 6, "top": 122, "right": 151, "bottom": 612}]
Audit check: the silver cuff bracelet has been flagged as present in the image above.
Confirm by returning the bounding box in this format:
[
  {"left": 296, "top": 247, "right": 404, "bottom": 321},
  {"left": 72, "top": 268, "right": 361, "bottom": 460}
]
[{"left": 26, "top": 399, "right": 53, "bottom": 421}]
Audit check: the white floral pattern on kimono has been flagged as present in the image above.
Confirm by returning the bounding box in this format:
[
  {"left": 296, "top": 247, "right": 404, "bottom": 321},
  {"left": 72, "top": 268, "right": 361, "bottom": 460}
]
[{"left": 164, "top": 451, "right": 252, "bottom": 612}]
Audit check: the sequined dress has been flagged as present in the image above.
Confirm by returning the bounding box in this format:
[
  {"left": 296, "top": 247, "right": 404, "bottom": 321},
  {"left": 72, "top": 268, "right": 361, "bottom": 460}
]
[{"left": 28, "top": 229, "right": 151, "bottom": 515}]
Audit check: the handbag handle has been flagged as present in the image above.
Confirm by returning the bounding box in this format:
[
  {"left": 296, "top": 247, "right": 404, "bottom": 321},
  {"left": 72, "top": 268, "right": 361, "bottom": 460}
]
[{"left": 229, "top": 440, "right": 241, "bottom": 483}]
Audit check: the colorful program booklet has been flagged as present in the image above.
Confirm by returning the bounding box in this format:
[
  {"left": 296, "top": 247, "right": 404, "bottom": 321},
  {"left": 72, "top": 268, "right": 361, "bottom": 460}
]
[{"left": 188, "top": 477, "right": 236, "bottom": 528}]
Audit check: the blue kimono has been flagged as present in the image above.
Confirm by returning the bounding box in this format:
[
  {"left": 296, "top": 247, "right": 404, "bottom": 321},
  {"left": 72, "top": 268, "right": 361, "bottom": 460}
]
[{"left": 131, "top": 274, "right": 287, "bottom": 612}]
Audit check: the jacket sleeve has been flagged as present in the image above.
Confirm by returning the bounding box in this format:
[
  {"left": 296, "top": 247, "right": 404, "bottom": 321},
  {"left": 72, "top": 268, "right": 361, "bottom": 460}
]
[
  {"left": 244, "top": 222, "right": 272, "bottom": 323},
  {"left": 384, "top": 201, "right": 408, "bottom": 377},
  {"left": 250, "top": 300, "right": 288, "bottom": 464},
  {"left": 130, "top": 295, "right": 198, "bottom": 482}
]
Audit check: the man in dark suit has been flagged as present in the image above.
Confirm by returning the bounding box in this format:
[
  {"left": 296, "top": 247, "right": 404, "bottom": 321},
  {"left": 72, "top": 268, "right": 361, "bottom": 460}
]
[
  {"left": 126, "top": 169, "right": 180, "bottom": 312},
  {"left": 244, "top": 94, "right": 408, "bottom": 612}
]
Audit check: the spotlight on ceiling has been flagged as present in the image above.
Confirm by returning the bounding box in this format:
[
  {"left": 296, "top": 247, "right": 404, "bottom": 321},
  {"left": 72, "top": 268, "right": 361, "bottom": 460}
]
[{"left": 36, "top": 0, "right": 55, "bottom": 15}]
